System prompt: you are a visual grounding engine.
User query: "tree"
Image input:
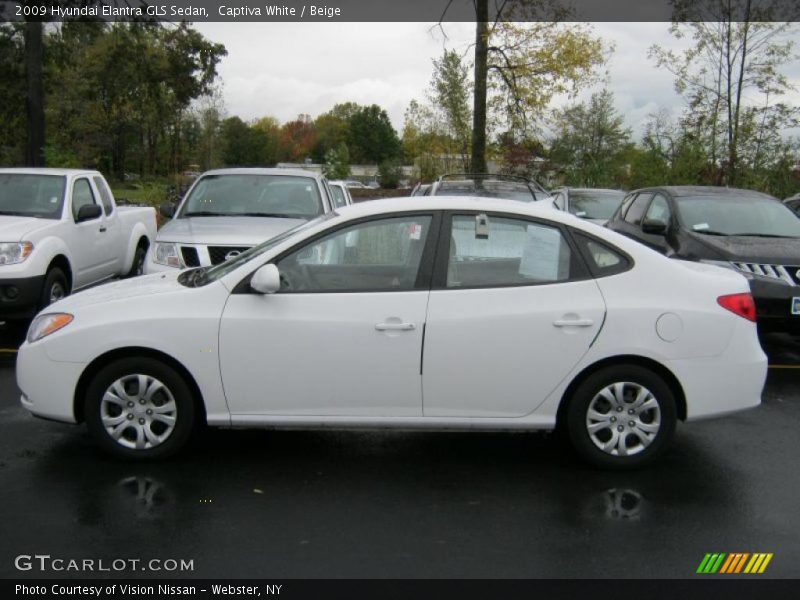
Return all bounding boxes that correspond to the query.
[441,0,608,173]
[431,50,472,167]
[323,142,351,179]
[278,115,315,162]
[650,0,800,185]
[549,90,632,187]
[346,104,401,164]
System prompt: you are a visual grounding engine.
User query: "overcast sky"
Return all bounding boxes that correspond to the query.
[193,22,800,141]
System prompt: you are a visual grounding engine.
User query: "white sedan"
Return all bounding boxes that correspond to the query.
[16,197,767,468]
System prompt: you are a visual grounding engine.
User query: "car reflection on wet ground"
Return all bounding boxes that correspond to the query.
[0,321,798,578]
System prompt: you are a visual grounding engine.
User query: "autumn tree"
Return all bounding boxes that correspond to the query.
[441,0,608,173]
[279,115,315,162]
[650,0,800,185]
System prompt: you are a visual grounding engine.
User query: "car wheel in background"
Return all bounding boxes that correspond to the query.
[84,357,195,459]
[127,245,147,277]
[566,364,676,469]
[40,267,68,309]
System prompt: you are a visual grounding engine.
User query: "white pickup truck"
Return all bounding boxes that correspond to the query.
[0,168,157,320]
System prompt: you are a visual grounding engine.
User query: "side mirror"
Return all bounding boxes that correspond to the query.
[250,264,281,294]
[159,203,176,218]
[76,204,102,222]
[642,218,667,235]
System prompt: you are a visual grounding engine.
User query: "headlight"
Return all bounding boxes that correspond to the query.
[27,313,73,343]
[153,242,182,267]
[0,241,33,265]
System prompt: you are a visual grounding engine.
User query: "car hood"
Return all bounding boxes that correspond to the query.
[157,216,306,246]
[689,232,800,264]
[0,215,52,241]
[49,271,186,311]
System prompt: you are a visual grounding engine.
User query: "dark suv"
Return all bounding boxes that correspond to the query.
[606,186,800,336]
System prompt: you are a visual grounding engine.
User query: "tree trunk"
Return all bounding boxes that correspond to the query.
[471,0,489,174]
[24,20,45,167]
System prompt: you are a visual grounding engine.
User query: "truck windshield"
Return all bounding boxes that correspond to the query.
[180,174,323,220]
[0,174,66,219]
[676,195,800,237]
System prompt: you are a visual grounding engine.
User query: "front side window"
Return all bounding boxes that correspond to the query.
[71,178,98,220]
[0,174,65,219]
[330,184,347,208]
[447,215,574,288]
[180,174,323,220]
[644,194,670,224]
[623,193,653,225]
[276,216,433,292]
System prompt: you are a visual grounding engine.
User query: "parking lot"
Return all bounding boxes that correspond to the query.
[1,322,798,579]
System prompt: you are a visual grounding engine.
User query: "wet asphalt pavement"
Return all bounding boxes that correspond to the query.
[1,322,799,579]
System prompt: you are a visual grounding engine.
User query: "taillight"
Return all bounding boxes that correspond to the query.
[717,293,757,322]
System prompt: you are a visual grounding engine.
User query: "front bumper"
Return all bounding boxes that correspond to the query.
[17,339,85,423]
[750,277,800,334]
[0,275,44,319]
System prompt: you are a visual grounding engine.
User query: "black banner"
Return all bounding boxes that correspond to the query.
[2,0,799,23]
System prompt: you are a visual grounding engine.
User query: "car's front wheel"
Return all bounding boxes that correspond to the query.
[565,365,677,469]
[84,357,195,459]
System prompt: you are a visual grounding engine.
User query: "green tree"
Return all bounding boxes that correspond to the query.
[346,104,401,164]
[549,90,632,187]
[323,142,351,179]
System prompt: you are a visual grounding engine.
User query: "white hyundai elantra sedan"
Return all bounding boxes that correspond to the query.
[16,197,767,468]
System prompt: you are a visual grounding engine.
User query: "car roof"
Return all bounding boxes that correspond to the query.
[332,195,576,223]
[634,185,776,199]
[0,167,99,176]
[556,187,625,193]
[200,167,322,179]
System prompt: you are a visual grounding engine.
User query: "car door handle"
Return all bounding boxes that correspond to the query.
[375,322,415,331]
[99,227,107,233]
[553,318,594,328]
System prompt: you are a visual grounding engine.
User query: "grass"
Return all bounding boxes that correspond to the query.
[109,179,172,208]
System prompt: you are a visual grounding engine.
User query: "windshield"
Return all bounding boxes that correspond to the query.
[0,174,66,219]
[676,194,800,237]
[434,179,540,202]
[179,174,323,219]
[184,212,338,286]
[570,190,626,220]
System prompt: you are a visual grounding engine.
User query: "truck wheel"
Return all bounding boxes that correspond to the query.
[127,245,147,278]
[84,357,195,460]
[40,267,68,309]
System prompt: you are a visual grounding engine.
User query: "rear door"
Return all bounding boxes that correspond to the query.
[422,212,606,417]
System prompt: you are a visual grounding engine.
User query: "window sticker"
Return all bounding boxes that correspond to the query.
[409,223,423,240]
[519,225,561,280]
[693,223,710,231]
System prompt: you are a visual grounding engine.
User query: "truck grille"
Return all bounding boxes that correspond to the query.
[209,246,250,265]
[733,262,799,285]
[180,247,200,267]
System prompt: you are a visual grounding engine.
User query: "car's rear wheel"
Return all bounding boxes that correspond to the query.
[566,365,676,469]
[84,357,195,459]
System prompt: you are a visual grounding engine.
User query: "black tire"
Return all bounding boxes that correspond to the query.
[565,365,677,470]
[40,267,68,309]
[127,244,147,278]
[84,357,196,460]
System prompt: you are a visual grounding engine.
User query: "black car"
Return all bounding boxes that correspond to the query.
[606,186,800,336]
[784,193,800,216]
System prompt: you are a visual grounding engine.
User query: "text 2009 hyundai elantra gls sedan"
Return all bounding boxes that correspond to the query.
[16,197,767,468]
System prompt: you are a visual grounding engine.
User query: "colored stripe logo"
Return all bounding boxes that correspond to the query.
[697,553,773,574]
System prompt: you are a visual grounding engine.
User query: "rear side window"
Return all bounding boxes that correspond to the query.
[446,214,584,288]
[572,231,632,277]
[93,176,114,215]
[623,193,653,225]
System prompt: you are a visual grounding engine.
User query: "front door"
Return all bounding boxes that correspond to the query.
[219,214,438,416]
